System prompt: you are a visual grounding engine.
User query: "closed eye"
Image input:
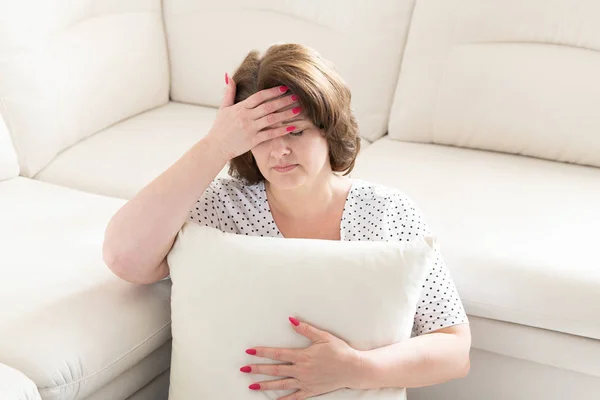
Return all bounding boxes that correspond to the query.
[289,130,304,137]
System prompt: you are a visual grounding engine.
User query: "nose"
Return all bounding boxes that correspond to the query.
[268,135,291,158]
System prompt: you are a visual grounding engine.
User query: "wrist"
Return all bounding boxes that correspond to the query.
[345,349,374,391]
[198,134,231,165]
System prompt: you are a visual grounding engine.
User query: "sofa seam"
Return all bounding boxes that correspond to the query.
[160,0,173,101]
[384,0,419,139]
[40,321,172,394]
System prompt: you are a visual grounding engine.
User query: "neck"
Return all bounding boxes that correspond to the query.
[265,172,346,220]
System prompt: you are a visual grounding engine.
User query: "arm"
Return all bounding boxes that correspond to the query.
[102,137,229,284]
[355,192,471,387]
[103,77,301,284]
[352,324,471,389]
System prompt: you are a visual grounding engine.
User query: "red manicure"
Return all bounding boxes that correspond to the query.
[240,366,252,373]
[279,85,289,93]
[292,107,301,114]
[225,73,229,85]
[289,317,300,326]
[246,349,257,355]
[249,383,261,390]
[291,94,298,101]
[286,126,296,132]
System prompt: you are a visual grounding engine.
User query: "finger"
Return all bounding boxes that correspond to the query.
[240,363,295,378]
[220,72,236,108]
[249,346,298,363]
[290,317,329,342]
[254,103,302,131]
[250,93,299,122]
[254,125,297,145]
[278,390,308,400]
[243,85,289,109]
[249,378,300,392]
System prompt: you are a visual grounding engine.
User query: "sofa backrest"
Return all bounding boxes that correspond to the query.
[0,0,170,177]
[389,0,600,168]
[163,0,416,143]
[0,110,19,181]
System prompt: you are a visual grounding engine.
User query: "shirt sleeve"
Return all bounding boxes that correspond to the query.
[187,182,222,229]
[388,193,469,336]
[412,244,469,336]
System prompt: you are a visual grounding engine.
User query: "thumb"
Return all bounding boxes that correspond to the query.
[221,72,236,108]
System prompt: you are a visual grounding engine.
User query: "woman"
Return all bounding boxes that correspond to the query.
[103,44,471,398]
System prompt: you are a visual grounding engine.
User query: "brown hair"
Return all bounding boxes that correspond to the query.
[228,43,360,184]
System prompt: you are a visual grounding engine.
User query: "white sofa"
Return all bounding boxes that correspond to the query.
[1,1,599,399]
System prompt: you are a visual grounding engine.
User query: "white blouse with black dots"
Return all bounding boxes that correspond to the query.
[188,177,469,336]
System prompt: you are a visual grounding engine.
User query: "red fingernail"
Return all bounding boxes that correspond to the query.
[279,85,288,93]
[225,73,229,85]
[289,317,300,326]
[246,349,257,355]
[240,366,252,373]
[292,107,301,114]
[286,126,296,132]
[249,384,261,390]
[291,94,298,101]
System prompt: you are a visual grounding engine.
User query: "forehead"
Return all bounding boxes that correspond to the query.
[276,115,312,129]
[266,95,313,127]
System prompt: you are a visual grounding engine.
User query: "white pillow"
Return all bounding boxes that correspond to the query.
[0,363,41,400]
[167,223,436,399]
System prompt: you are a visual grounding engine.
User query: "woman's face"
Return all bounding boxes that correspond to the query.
[251,112,331,190]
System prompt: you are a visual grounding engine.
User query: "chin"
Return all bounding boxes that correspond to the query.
[265,168,307,190]
[267,176,305,190]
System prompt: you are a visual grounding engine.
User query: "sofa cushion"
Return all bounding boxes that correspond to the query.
[35,102,229,199]
[468,315,600,379]
[167,223,435,400]
[0,110,19,181]
[163,0,416,142]
[389,0,600,168]
[0,363,41,400]
[84,342,171,400]
[0,178,172,400]
[0,0,169,177]
[352,136,600,340]
[122,369,171,400]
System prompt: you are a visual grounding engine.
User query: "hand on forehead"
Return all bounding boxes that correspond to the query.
[265,94,311,130]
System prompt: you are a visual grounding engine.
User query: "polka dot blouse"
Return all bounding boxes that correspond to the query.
[188,177,469,336]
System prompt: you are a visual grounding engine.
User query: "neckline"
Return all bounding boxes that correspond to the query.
[260,178,358,240]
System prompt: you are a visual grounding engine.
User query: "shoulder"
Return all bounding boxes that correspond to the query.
[205,177,266,209]
[348,179,431,236]
[206,177,260,197]
[350,179,420,211]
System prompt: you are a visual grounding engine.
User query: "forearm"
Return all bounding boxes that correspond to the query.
[352,327,471,390]
[103,137,229,281]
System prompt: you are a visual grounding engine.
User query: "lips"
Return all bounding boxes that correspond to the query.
[273,164,297,172]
